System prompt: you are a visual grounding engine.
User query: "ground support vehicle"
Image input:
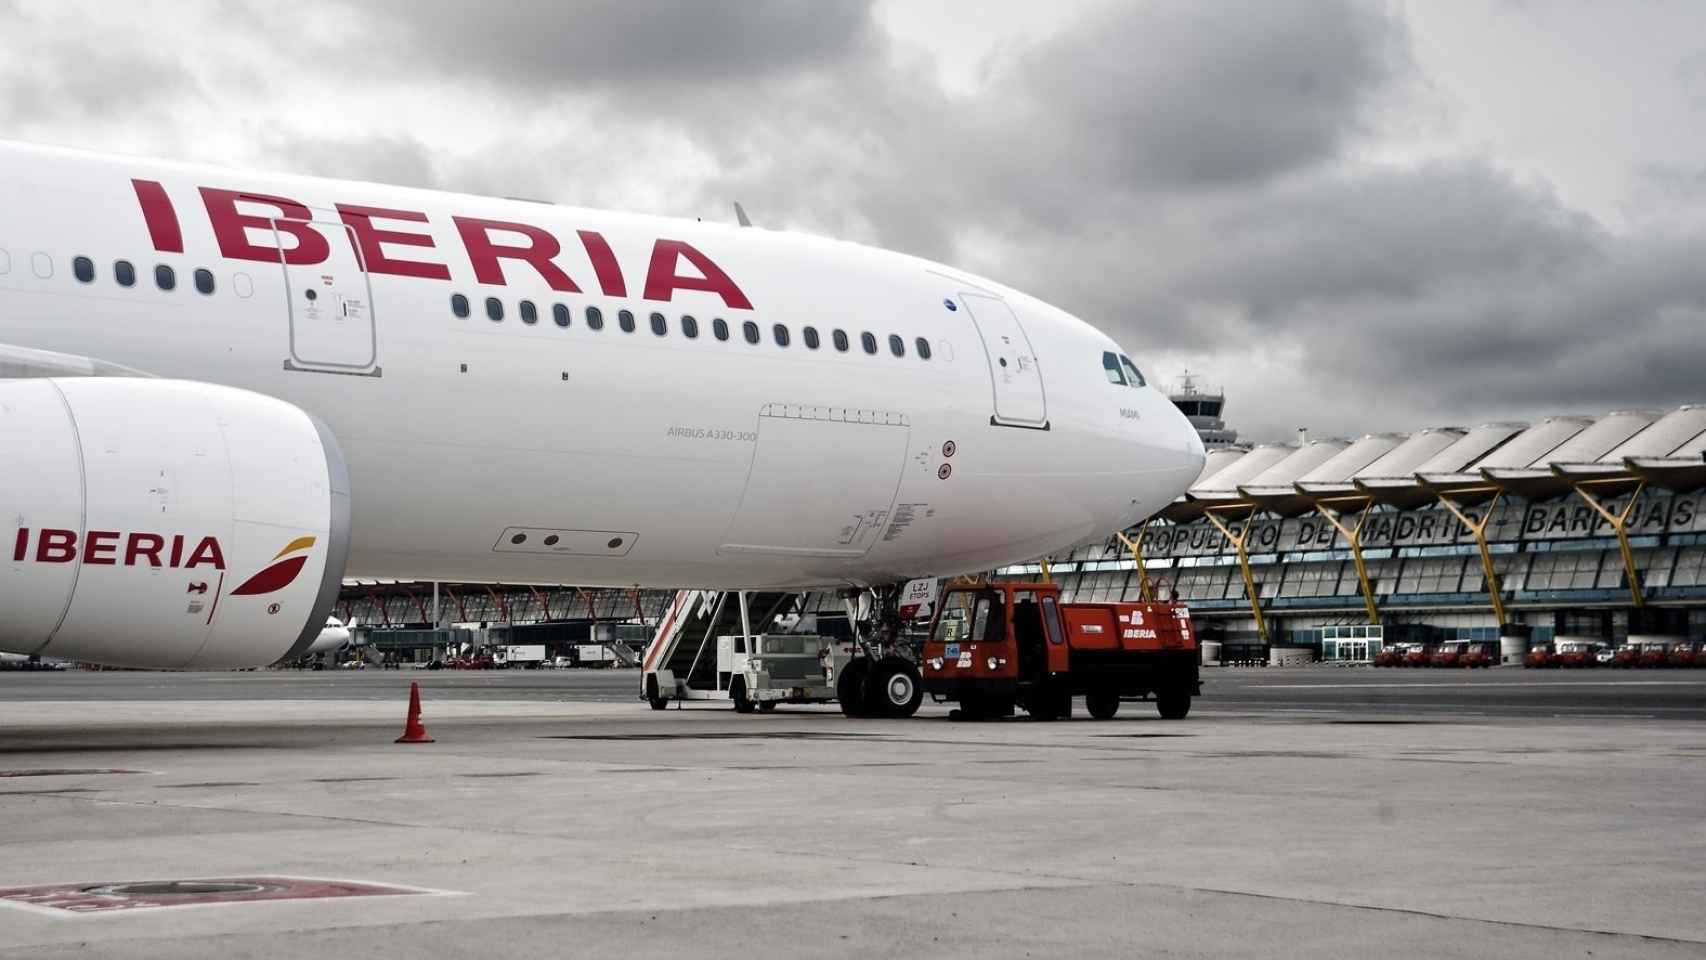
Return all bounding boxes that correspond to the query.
[1524,643,1557,668]
[641,591,861,713]
[920,582,1198,721]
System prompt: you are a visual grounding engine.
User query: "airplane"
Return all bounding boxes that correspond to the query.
[0,139,1205,670]
[303,616,355,659]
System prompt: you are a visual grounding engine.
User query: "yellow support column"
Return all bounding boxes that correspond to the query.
[1436,493,1508,627]
[1202,509,1271,644]
[1314,499,1379,625]
[1114,521,1156,602]
[1039,558,1054,585]
[1572,479,1647,608]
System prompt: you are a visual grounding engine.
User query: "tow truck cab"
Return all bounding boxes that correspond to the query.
[919,582,1199,720]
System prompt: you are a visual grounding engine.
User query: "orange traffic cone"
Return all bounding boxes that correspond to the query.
[395,681,434,743]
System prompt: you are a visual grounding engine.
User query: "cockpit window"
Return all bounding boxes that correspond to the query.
[1120,355,1146,387]
[1102,352,1126,385]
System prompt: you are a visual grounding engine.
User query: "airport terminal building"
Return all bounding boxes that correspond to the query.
[1007,400,1706,663]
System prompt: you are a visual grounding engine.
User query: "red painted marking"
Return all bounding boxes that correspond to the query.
[200,188,330,265]
[204,572,225,626]
[11,527,24,563]
[230,555,307,596]
[82,530,120,566]
[131,179,184,253]
[577,229,627,297]
[642,592,687,673]
[643,239,752,309]
[336,204,449,279]
[453,216,581,292]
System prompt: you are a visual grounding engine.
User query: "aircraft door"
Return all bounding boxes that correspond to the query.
[272,217,380,376]
[960,293,1046,429]
[719,405,909,559]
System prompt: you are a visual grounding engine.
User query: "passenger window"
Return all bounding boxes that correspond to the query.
[0,248,8,275]
[72,256,94,283]
[1120,355,1146,387]
[743,321,760,344]
[682,315,699,339]
[553,304,570,328]
[833,329,849,352]
[618,309,636,333]
[650,312,667,336]
[773,323,790,347]
[861,332,877,355]
[194,268,215,295]
[451,293,470,318]
[586,306,604,330]
[1102,351,1126,385]
[888,334,905,358]
[155,265,175,291]
[31,252,52,279]
[803,326,820,349]
[713,318,730,341]
[485,297,503,322]
[519,300,538,324]
[114,260,136,288]
[916,337,932,360]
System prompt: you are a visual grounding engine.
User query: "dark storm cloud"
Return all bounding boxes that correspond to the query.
[346,0,877,90]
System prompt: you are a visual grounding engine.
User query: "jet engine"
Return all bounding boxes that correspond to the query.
[0,378,350,668]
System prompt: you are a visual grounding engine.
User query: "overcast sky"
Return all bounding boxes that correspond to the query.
[2,0,1703,442]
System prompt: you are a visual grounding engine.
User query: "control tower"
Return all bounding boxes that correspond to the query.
[1169,372,1238,448]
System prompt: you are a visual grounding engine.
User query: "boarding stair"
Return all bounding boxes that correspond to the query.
[644,590,796,691]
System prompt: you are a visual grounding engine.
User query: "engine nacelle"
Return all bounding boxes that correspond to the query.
[0,378,350,668]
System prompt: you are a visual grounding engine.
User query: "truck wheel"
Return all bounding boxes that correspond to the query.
[1026,681,1069,721]
[731,678,756,714]
[645,675,669,711]
[1156,690,1191,720]
[837,659,872,718]
[648,697,669,711]
[1086,689,1120,720]
[869,657,923,718]
[759,701,778,712]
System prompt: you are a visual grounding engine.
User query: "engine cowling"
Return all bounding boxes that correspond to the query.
[0,378,350,668]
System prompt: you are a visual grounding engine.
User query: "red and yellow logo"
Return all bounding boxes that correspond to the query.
[231,536,316,596]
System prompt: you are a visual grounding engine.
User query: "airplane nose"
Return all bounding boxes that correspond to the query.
[1161,396,1206,497]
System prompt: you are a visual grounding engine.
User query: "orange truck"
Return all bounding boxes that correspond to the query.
[920,581,1198,721]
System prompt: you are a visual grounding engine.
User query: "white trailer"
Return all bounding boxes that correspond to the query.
[502,644,547,668]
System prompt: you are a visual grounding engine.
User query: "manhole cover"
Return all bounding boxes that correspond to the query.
[90,881,272,897]
[0,877,438,915]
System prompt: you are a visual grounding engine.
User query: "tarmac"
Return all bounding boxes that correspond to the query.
[1,667,1703,958]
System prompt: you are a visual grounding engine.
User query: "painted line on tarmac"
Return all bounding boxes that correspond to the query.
[1258,681,1706,689]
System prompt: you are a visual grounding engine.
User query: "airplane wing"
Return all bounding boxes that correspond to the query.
[0,344,154,379]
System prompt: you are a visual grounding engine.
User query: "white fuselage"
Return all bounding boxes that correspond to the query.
[0,141,1203,590]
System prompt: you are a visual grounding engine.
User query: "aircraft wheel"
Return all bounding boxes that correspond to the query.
[731,678,756,714]
[837,659,872,717]
[869,657,923,718]
[1086,689,1120,720]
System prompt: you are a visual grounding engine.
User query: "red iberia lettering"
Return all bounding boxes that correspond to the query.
[336,204,450,280]
[576,230,627,297]
[200,188,330,266]
[132,179,184,254]
[453,217,581,292]
[643,239,752,309]
[36,529,77,563]
[83,531,120,566]
[184,536,225,570]
[12,527,25,562]
[124,533,165,568]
